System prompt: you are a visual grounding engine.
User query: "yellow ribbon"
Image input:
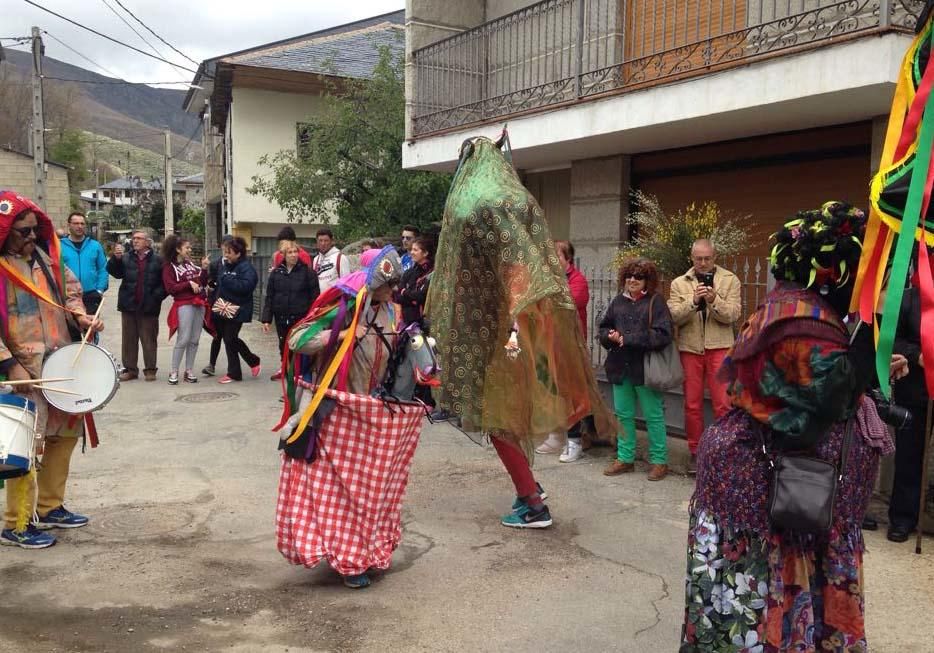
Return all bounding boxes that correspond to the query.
[286,286,368,444]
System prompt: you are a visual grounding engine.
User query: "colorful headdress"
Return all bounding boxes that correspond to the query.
[364,245,402,292]
[769,201,867,295]
[0,190,55,249]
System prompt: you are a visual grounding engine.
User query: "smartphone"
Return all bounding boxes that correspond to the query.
[697,272,714,287]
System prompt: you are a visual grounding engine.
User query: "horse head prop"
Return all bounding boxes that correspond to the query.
[377,323,441,402]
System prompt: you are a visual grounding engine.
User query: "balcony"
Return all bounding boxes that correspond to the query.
[410,0,923,137]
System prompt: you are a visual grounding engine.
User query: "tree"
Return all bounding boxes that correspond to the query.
[248,44,451,241]
[145,201,184,234]
[48,129,88,189]
[177,207,205,240]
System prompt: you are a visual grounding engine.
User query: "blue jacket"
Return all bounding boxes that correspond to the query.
[216,258,257,323]
[60,237,109,295]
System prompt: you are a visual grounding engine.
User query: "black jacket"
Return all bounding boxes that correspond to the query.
[396,260,433,327]
[106,249,166,315]
[894,286,929,406]
[215,257,258,323]
[598,291,673,386]
[261,260,319,324]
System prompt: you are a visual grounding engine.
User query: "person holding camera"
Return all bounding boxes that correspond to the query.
[888,277,930,542]
[667,239,742,474]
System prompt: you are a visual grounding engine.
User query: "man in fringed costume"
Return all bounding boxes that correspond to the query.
[274,246,428,589]
[0,191,104,549]
[426,135,616,529]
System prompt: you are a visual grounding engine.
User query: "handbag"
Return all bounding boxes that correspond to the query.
[643,295,683,391]
[759,419,853,534]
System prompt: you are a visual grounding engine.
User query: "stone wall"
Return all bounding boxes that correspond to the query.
[0,149,71,227]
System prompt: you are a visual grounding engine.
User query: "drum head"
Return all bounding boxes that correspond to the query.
[41,344,119,413]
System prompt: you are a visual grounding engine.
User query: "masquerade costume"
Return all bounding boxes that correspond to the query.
[681,203,892,652]
[273,246,428,587]
[426,135,615,527]
[0,191,95,546]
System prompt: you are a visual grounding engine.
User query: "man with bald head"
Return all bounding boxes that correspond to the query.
[667,239,742,474]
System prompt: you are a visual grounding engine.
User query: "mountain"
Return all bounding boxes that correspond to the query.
[2,48,200,161]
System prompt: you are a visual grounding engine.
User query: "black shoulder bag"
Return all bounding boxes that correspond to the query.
[758,419,854,534]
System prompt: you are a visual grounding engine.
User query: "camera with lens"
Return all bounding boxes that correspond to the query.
[867,388,912,429]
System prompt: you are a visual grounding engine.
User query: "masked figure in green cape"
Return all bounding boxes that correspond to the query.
[427,135,616,529]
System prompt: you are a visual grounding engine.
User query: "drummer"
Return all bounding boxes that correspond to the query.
[0,190,103,549]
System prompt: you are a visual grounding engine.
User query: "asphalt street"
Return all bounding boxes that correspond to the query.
[1,299,933,652]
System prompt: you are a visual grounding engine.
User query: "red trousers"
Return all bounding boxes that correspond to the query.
[491,436,539,498]
[680,348,731,454]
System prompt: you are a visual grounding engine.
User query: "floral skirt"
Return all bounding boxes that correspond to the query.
[681,407,884,652]
[681,511,867,653]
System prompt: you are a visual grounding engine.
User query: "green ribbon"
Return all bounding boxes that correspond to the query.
[876,69,934,398]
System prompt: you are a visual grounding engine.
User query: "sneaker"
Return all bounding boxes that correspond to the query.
[342,573,371,589]
[1,525,57,549]
[218,375,236,384]
[559,438,583,463]
[511,483,548,512]
[184,371,198,383]
[250,363,262,378]
[535,432,565,455]
[501,504,553,529]
[686,454,698,476]
[36,506,89,529]
[168,371,179,385]
[202,365,216,377]
[271,369,283,381]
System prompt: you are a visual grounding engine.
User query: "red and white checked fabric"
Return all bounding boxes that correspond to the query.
[276,388,425,576]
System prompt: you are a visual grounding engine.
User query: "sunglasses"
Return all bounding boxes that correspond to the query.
[14,225,40,237]
[625,273,646,280]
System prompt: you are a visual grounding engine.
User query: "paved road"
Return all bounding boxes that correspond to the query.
[1,300,933,652]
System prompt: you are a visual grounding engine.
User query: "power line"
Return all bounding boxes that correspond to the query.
[43,30,123,79]
[174,123,203,160]
[44,75,194,85]
[110,0,201,67]
[21,0,204,78]
[99,0,170,64]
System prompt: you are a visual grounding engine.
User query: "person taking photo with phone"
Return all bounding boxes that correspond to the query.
[667,238,742,473]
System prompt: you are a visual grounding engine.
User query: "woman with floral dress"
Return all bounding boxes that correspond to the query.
[681,202,908,653]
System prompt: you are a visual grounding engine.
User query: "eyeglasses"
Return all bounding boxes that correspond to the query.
[625,273,646,281]
[401,235,415,241]
[14,225,40,237]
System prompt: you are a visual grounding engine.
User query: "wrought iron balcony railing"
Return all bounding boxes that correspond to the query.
[411,0,924,137]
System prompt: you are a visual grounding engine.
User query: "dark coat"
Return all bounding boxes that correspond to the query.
[215,257,258,323]
[396,260,433,327]
[598,291,673,386]
[106,249,166,315]
[261,260,319,324]
[894,286,929,406]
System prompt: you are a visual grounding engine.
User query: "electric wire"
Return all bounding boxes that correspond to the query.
[42,30,123,79]
[110,0,201,67]
[99,0,171,64]
[21,0,204,77]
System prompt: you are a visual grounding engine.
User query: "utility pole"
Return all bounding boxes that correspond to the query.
[31,26,46,210]
[164,130,173,235]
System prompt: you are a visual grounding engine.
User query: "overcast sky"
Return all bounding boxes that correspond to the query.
[4,0,404,87]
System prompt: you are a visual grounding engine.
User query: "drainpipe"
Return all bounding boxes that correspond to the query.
[575,0,585,98]
[879,0,891,29]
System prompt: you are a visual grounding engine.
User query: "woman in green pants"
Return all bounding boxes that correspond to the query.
[598,258,674,481]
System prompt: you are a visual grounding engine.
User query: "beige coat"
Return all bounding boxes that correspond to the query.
[667,265,742,354]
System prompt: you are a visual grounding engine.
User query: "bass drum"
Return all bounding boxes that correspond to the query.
[40,343,120,413]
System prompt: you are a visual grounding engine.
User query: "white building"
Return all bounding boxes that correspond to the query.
[183,10,405,254]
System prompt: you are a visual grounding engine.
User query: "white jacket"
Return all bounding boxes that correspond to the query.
[313,246,350,292]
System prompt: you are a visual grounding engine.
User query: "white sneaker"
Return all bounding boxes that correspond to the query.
[559,438,583,463]
[535,431,566,455]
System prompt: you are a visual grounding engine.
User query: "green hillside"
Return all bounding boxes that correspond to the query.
[84,131,200,185]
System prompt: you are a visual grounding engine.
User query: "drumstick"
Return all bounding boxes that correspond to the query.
[3,377,75,386]
[71,295,106,366]
[34,385,81,396]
